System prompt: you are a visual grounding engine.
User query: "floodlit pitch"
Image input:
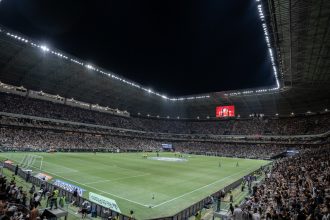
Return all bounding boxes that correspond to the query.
[1,152,269,219]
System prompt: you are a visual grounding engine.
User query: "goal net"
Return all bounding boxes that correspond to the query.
[20,154,44,171]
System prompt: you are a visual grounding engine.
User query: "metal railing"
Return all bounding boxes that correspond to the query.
[4,163,132,220]
[149,166,267,220]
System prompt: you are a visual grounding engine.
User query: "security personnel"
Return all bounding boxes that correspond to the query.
[50,187,59,210]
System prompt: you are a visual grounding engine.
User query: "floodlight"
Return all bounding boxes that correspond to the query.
[40,45,49,52]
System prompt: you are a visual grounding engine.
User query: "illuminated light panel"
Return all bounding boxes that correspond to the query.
[40,45,50,52]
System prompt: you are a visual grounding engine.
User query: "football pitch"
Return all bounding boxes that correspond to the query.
[1,152,269,219]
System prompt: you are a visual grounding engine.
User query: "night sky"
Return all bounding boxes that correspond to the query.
[0,0,275,96]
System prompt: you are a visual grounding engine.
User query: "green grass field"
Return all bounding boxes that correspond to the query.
[0,152,269,219]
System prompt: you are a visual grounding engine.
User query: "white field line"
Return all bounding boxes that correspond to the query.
[85,173,150,185]
[47,172,149,207]
[7,158,150,208]
[39,160,79,173]
[151,166,255,208]
[8,157,258,209]
[52,170,79,174]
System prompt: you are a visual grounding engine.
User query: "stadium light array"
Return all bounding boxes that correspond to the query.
[1,0,279,102]
[2,29,211,102]
[40,45,50,52]
[224,0,281,98]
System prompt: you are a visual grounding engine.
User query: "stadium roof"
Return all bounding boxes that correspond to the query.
[0,0,277,97]
[0,0,329,118]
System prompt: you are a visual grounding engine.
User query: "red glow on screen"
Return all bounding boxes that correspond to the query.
[216,106,235,118]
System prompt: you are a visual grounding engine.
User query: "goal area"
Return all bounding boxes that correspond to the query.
[20,154,44,171]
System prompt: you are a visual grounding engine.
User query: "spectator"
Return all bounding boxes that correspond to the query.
[233,204,243,220]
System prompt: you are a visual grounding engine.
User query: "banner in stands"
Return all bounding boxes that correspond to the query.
[34,173,53,181]
[53,179,85,196]
[89,192,121,213]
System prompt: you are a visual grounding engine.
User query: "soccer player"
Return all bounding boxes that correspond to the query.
[236,161,239,167]
[219,161,221,167]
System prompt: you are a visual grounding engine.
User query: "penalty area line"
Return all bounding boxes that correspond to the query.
[7,158,150,208]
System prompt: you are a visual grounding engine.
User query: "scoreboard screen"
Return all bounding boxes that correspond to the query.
[162,144,172,149]
[216,105,235,118]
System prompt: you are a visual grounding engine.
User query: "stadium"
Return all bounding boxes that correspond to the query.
[0,0,329,220]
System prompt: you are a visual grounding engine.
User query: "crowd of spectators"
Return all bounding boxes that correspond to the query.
[0,175,39,220]
[175,142,288,159]
[1,92,329,136]
[0,127,160,152]
[1,92,330,219]
[2,115,327,146]
[0,126,297,159]
[234,146,330,220]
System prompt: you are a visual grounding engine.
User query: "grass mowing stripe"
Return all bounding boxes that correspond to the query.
[6,157,150,208]
[85,173,151,185]
[151,166,255,208]
[1,152,269,219]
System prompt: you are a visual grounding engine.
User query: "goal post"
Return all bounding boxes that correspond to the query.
[20,154,44,171]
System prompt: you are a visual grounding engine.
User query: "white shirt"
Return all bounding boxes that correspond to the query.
[233,207,243,220]
[252,213,261,220]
